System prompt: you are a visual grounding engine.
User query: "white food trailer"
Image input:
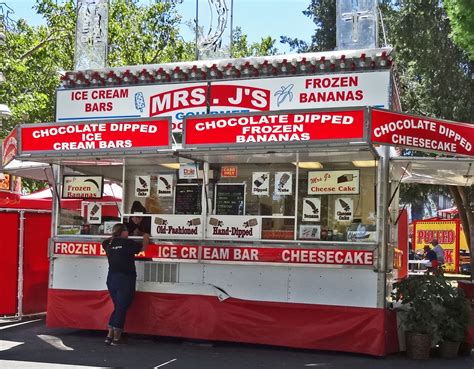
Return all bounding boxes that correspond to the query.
[6,47,473,356]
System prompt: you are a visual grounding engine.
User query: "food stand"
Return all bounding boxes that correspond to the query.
[5,47,473,356]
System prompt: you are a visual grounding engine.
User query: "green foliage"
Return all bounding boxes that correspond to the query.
[231,27,277,58]
[443,0,474,60]
[392,274,471,342]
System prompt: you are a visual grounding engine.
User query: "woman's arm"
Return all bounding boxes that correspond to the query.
[141,233,150,252]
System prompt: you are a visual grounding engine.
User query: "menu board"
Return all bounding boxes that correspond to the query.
[215,184,245,215]
[174,184,202,215]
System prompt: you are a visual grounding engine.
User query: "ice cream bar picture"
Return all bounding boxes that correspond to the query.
[243,218,258,228]
[209,217,222,226]
[154,217,167,225]
[187,218,201,226]
[279,173,290,186]
[89,204,100,216]
[337,174,357,183]
[138,176,148,188]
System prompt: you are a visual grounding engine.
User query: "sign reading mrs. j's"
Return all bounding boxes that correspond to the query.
[20,118,171,154]
[56,71,390,132]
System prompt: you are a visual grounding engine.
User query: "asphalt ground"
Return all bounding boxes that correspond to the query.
[0,318,473,369]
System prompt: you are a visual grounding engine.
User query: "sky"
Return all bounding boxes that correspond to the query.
[4,0,316,54]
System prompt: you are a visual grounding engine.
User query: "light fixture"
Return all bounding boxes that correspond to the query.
[159,163,180,169]
[352,160,377,167]
[293,162,323,169]
[0,103,12,117]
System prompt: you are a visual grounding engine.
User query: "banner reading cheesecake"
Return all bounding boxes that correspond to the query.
[371,109,473,157]
[183,109,366,148]
[20,117,171,155]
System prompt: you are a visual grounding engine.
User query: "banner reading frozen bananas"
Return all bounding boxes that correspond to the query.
[207,215,261,240]
[151,215,203,239]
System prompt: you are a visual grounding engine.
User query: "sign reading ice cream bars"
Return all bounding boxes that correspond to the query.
[62,176,103,199]
[20,118,171,154]
[371,109,473,157]
[308,170,360,195]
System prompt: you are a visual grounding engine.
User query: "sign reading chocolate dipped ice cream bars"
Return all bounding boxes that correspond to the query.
[308,170,359,195]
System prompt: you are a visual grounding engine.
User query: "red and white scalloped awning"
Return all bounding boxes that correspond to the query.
[59,48,393,88]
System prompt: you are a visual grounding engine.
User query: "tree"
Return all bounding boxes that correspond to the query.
[0,0,275,193]
[284,0,474,276]
[443,0,474,60]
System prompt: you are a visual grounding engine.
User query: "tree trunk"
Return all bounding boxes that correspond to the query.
[450,186,473,281]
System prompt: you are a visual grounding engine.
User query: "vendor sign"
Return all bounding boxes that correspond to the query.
[207,215,261,241]
[275,172,293,195]
[252,172,269,195]
[371,109,473,157]
[62,175,103,199]
[413,220,459,273]
[53,241,374,266]
[157,174,173,197]
[135,175,150,197]
[308,170,359,195]
[151,215,203,239]
[2,127,18,167]
[302,197,321,222]
[335,198,354,222]
[184,110,365,147]
[20,118,171,154]
[56,71,389,132]
[87,203,102,224]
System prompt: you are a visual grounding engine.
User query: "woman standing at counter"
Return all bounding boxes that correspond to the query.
[102,223,150,345]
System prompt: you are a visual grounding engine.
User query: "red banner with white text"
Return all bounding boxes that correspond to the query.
[20,118,171,154]
[371,109,473,157]
[53,241,374,266]
[184,110,366,147]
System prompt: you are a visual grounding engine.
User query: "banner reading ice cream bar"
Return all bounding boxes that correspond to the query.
[207,215,261,240]
[308,170,360,195]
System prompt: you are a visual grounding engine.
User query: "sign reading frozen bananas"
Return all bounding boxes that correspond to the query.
[274,172,293,195]
[207,215,261,240]
[135,175,150,197]
[157,174,173,197]
[302,197,321,222]
[335,198,354,222]
[252,172,269,195]
[62,175,103,199]
[308,170,359,195]
[151,215,203,239]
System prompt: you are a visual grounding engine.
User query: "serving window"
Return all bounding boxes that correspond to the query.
[55,149,378,244]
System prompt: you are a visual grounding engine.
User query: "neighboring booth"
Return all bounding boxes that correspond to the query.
[0,179,51,317]
[5,48,473,355]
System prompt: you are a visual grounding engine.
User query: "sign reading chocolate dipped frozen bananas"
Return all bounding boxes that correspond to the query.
[308,170,359,195]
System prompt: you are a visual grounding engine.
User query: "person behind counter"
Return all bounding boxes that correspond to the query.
[127,201,151,236]
[102,223,150,346]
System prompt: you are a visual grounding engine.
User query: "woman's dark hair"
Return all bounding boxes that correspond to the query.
[111,223,128,237]
[131,201,146,214]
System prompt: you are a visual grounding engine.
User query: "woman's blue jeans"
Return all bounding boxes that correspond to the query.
[106,272,136,330]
